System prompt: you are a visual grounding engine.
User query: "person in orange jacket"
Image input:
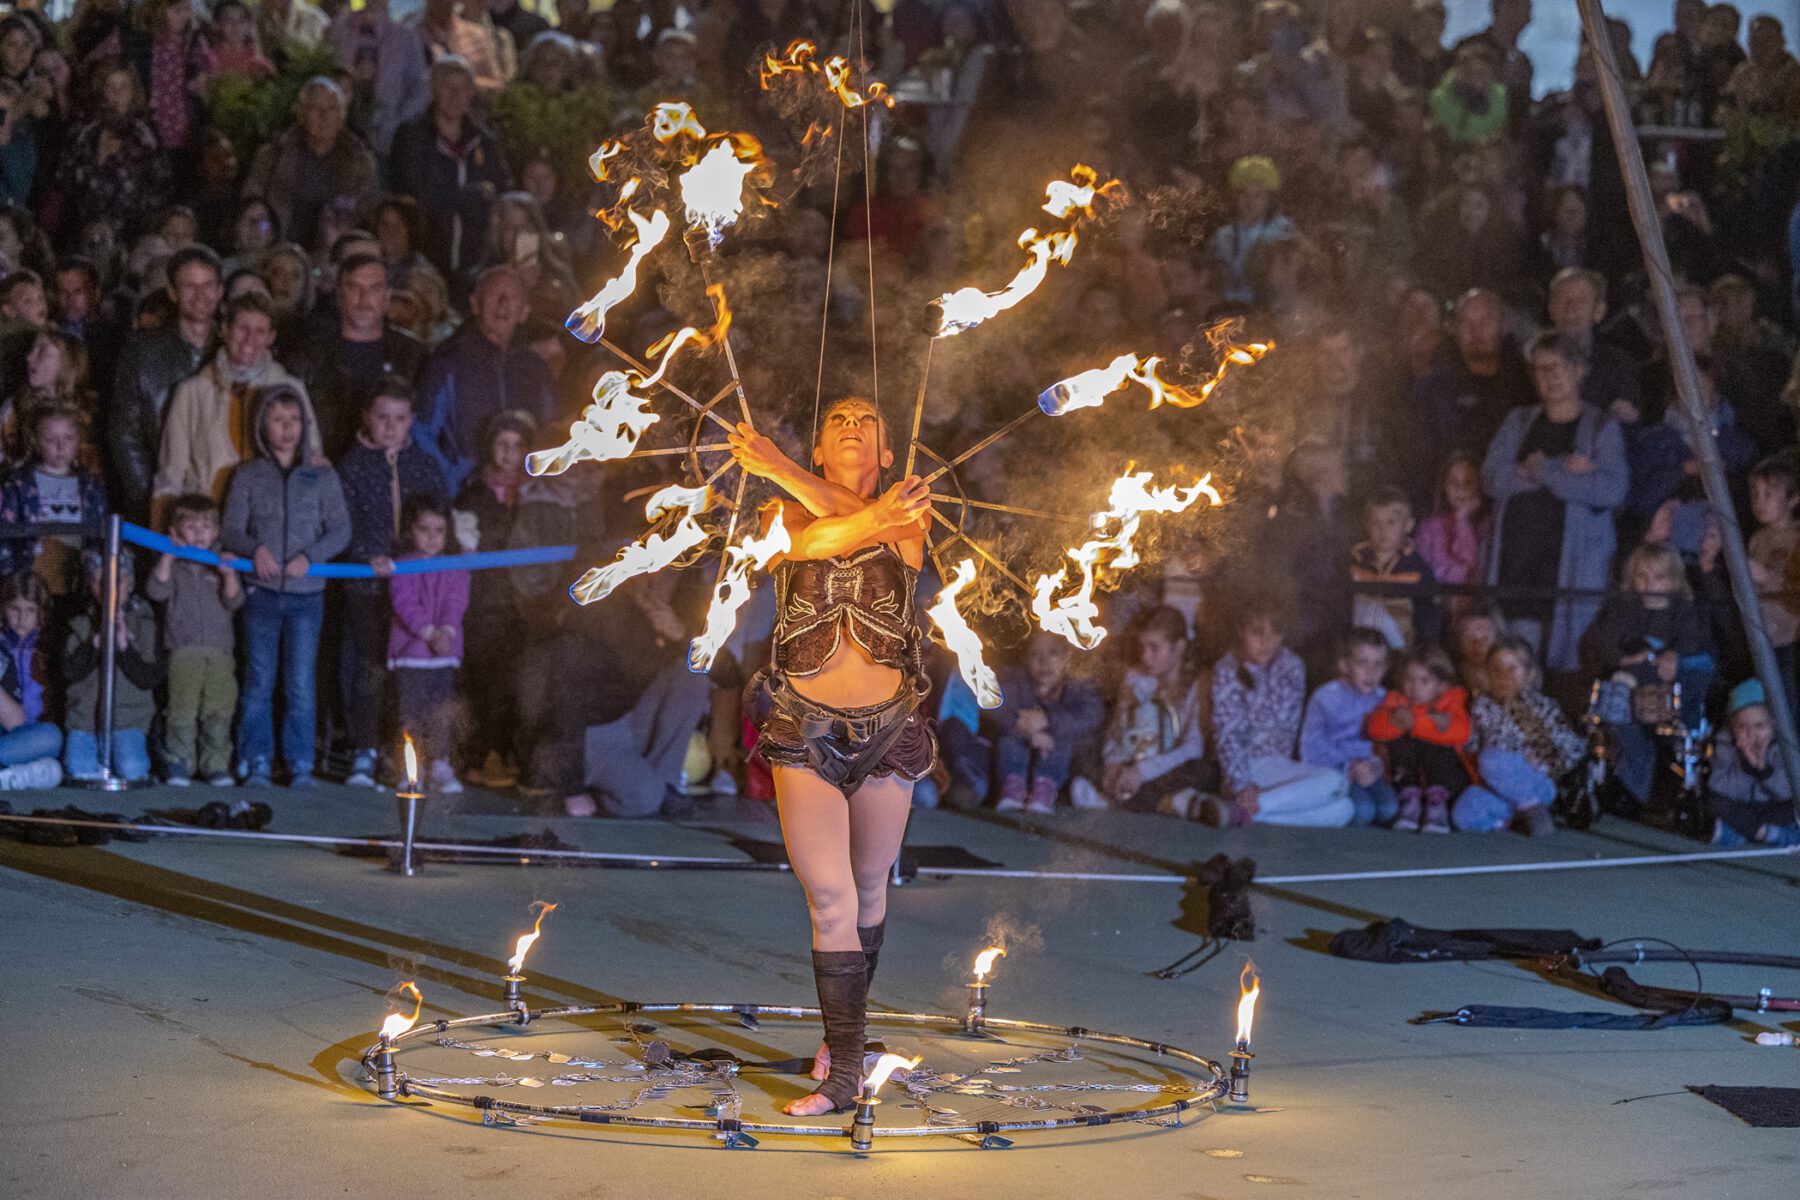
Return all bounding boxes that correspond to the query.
[1368,647,1475,833]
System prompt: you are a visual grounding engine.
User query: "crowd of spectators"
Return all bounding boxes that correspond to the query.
[0,0,1795,850]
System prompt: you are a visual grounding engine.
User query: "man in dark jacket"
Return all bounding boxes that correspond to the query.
[284,252,425,458]
[109,245,223,520]
[243,77,380,253]
[415,265,555,487]
[388,56,510,279]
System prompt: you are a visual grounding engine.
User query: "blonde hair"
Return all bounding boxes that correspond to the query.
[1623,542,1693,599]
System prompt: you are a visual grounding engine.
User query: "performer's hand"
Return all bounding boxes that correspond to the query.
[873,475,931,530]
[727,421,790,480]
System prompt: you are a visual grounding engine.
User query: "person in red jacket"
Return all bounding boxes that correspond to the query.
[1368,647,1474,833]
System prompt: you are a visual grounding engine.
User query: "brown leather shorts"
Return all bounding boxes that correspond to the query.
[746,669,937,799]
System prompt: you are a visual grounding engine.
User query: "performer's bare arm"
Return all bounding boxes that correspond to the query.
[769,479,930,563]
[728,421,866,517]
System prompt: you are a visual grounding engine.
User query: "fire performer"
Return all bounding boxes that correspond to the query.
[727,397,935,1116]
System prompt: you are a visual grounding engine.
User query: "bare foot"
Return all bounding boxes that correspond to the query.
[811,1041,830,1080]
[784,1089,853,1116]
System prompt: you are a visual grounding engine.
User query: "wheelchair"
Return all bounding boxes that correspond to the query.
[1557,670,1714,838]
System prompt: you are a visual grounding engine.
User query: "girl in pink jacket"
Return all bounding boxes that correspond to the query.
[387,496,469,793]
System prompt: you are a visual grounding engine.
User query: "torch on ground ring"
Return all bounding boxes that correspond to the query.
[360,1001,1232,1147]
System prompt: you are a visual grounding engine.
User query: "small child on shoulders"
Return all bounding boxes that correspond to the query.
[1299,627,1397,826]
[992,631,1106,814]
[1210,604,1353,828]
[1368,647,1473,833]
[1350,486,1442,650]
[1459,636,1583,836]
[388,496,470,795]
[1100,607,1213,816]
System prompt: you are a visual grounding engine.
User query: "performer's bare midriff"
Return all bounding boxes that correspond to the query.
[729,397,936,1115]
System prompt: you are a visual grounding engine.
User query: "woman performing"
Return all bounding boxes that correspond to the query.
[727,397,936,1116]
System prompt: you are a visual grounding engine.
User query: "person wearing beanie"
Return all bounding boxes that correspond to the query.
[1708,678,1800,847]
[1209,155,1295,307]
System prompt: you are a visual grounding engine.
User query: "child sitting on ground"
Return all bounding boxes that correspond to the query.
[1450,603,1504,696]
[1210,603,1354,828]
[1350,486,1442,650]
[62,552,162,782]
[993,631,1106,814]
[1368,647,1473,833]
[388,495,470,795]
[1708,679,1800,847]
[1100,606,1212,816]
[1459,636,1584,836]
[1299,627,1397,826]
[145,494,244,786]
[0,571,63,788]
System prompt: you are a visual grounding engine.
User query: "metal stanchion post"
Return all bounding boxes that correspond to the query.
[93,515,127,792]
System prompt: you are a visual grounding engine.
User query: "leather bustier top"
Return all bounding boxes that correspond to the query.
[772,543,918,677]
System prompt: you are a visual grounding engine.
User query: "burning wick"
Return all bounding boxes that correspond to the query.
[1228,963,1259,1104]
[502,901,559,1021]
[394,733,424,877]
[851,1053,921,1152]
[375,980,422,1100]
[965,945,1005,1033]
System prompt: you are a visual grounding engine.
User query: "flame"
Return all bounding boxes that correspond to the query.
[528,372,661,475]
[401,732,418,790]
[927,560,1001,708]
[1235,963,1260,1045]
[864,1052,921,1097]
[650,101,707,143]
[973,945,1006,980]
[689,508,790,673]
[571,484,712,606]
[506,901,559,975]
[1041,163,1122,221]
[588,139,623,182]
[379,980,422,1041]
[679,139,760,248]
[1032,471,1222,650]
[567,208,671,344]
[639,284,733,390]
[931,227,1076,338]
[760,40,892,109]
[1038,339,1274,416]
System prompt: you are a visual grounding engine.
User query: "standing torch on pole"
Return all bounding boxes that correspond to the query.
[964,946,1005,1034]
[392,734,423,876]
[92,514,128,792]
[1574,0,1800,800]
[502,901,558,1023]
[849,1053,920,1153]
[1227,963,1260,1104]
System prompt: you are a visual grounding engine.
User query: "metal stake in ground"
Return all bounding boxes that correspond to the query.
[1575,0,1800,801]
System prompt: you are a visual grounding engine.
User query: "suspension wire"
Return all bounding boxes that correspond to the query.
[855,1,882,436]
[809,58,848,450]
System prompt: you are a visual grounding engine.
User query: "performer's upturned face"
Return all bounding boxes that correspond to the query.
[815,400,891,479]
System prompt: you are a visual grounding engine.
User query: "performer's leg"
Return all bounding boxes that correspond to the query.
[847,773,913,930]
[774,765,869,1114]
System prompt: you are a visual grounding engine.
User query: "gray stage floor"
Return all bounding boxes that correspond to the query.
[3,784,1797,1199]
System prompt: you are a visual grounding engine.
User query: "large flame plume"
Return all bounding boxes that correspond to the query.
[680,137,762,247]
[379,980,422,1041]
[567,208,671,344]
[864,1052,922,1098]
[689,508,791,672]
[973,946,1006,980]
[528,372,660,476]
[571,484,712,606]
[506,900,559,976]
[639,284,733,390]
[1235,962,1261,1045]
[1032,471,1223,650]
[650,101,708,144]
[928,165,1119,338]
[760,39,892,109]
[1037,333,1274,416]
[928,560,1001,708]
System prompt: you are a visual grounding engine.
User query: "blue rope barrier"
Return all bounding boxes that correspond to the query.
[120,522,577,579]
